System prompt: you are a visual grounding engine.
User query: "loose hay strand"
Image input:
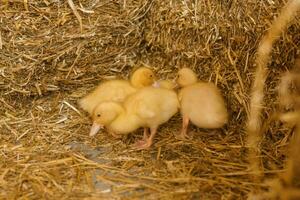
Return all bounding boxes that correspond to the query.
[283,123,300,187]
[246,0,300,180]
[23,0,28,11]
[278,71,296,109]
[0,31,2,50]
[67,0,83,33]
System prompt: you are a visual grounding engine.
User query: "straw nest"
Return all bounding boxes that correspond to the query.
[0,0,299,199]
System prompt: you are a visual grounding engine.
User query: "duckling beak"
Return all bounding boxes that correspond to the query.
[89,122,103,136]
[152,81,160,88]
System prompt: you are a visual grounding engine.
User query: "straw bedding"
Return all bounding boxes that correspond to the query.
[0,0,299,199]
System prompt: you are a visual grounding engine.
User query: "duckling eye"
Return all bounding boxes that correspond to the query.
[97,114,101,117]
[149,74,153,77]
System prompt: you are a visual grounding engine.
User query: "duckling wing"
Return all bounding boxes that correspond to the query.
[135,100,158,119]
[124,89,162,120]
[98,80,136,102]
[180,83,227,128]
[131,88,179,124]
[79,80,136,114]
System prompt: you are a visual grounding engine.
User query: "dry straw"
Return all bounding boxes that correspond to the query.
[246,0,300,182]
[0,0,299,199]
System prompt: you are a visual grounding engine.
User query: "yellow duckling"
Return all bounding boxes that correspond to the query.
[90,87,179,149]
[177,68,228,139]
[78,67,156,115]
[130,67,156,88]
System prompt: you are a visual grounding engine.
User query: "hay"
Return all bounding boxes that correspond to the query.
[0,0,299,199]
[246,0,300,183]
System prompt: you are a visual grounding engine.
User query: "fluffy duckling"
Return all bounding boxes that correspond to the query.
[78,67,156,115]
[130,67,157,88]
[90,87,179,149]
[177,68,228,139]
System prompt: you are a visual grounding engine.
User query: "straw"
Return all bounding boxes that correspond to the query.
[0,0,299,199]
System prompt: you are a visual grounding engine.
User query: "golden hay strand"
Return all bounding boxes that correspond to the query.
[67,0,83,33]
[283,124,300,187]
[246,0,300,180]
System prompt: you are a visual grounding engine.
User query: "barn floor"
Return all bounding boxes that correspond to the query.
[1,0,299,199]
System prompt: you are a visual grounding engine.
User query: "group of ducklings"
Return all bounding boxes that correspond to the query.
[78,67,228,150]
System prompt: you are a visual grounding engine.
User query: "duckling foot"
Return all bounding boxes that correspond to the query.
[176,131,193,140]
[108,129,121,139]
[133,127,157,150]
[133,139,151,150]
[176,116,192,140]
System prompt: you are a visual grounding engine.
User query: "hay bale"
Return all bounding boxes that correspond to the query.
[0,0,299,199]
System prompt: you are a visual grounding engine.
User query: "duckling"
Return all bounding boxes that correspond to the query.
[177,68,228,139]
[90,87,179,149]
[78,67,156,115]
[130,67,156,88]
